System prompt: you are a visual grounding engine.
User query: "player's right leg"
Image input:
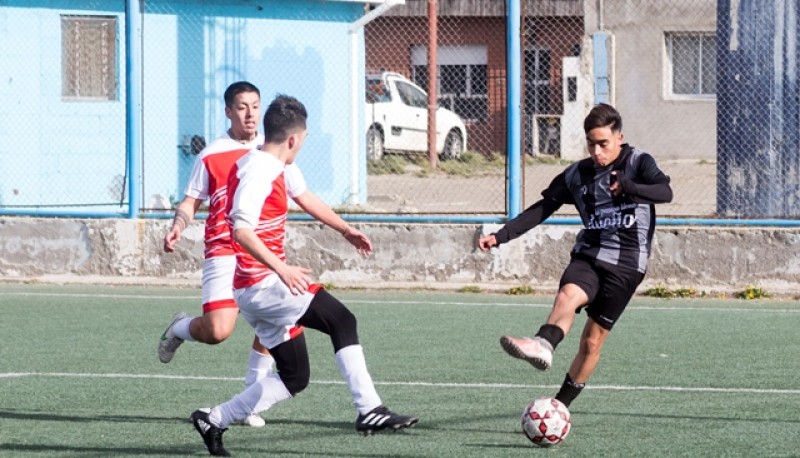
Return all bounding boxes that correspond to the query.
[157,304,240,363]
[500,257,595,371]
[158,256,240,362]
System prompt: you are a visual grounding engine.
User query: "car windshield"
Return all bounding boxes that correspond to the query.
[366,78,390,103]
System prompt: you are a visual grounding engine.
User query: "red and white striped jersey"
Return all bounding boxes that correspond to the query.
[183,132,264,259]
[226,151,307,289]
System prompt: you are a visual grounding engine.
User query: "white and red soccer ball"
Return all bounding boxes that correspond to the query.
[521,397,571,446]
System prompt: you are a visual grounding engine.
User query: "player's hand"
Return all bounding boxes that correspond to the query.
[477,234,498,251]
[610,171,622,196]
[342,227,373,257]
[163,227,181,252]
[277,264,314,295]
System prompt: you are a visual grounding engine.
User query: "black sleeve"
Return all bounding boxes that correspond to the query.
[618,154,673,204]
[494,173,567,245]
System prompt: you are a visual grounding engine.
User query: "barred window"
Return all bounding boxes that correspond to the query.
[666,32,716,98]
[62,15,117,100]
[411,45,488,123]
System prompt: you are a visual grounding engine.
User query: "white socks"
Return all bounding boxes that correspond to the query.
[209,373,292,428]
[335,345,382,415]
[244,349,275,389]
[172,317,195,341]
[205,345,381,428]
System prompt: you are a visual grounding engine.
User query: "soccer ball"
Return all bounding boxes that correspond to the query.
[521,397,571,446]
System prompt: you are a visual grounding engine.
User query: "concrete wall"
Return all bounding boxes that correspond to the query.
[2,217,799,296]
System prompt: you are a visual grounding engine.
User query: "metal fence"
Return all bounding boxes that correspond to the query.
[1,0,799,222]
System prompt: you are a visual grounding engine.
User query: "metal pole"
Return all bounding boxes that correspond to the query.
[427,0,438,168]
[507,0,522,218]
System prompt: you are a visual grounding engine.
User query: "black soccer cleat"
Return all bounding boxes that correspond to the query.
[355,405,418,435]
[191,409,231,457]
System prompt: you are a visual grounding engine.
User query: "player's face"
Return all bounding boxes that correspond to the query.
[285,129,308,164]
[586,125,623,167]
[226,91,261,142]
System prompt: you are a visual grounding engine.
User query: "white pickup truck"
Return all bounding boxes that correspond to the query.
[365,72,467,161]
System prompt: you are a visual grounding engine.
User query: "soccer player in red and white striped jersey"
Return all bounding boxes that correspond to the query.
[190,95,416,456]
[158,82,278,428]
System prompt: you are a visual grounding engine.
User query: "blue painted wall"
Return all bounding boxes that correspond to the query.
[0,0,367,212]
[717,0,800,217]
[0,1,127,210]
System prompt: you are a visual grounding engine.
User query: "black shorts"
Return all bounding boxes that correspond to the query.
[559,254,645,330]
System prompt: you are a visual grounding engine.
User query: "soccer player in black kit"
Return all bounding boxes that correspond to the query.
[478,103,673,409]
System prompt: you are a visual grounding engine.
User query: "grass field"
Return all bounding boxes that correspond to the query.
[2,283,800,457]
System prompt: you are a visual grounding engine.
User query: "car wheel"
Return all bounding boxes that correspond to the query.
[441,129,463,160]
[367,126,384,161]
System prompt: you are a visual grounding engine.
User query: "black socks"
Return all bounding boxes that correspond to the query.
[554,373,585,408]
[535,324,565,350]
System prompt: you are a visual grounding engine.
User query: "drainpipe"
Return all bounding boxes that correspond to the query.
[126,0,143,218]
[347,0,405,205]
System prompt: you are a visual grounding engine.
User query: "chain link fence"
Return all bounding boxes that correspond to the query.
[1,0,798,219]
[365,6,507,214]
[0,1,129,214]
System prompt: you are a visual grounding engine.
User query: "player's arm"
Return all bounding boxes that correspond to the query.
[478,174,566,251]
[494,198,561,243]
[616,154,673,204]
[232,227,312,295]
[230,162,313,294]
[163,197,203,252]
[293,190,372,256]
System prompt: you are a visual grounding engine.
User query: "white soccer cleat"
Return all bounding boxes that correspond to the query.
[500,335,553,370]
[239,413,266,428]
[158,312,188,363]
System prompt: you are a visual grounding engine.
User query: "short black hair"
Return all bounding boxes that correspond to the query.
[584,103,622,133]
[224,81,260,108]
[263,94,307,144]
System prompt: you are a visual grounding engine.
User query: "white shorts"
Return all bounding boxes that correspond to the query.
[233,274,315,349]
[201,256,237,313]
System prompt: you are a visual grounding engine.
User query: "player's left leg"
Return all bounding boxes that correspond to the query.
[193,333,308,456]
[297,289,419,435]
[554,264,644,407]
[555,318,609,407]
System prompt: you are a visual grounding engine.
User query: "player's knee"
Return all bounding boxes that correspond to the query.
[280,366,310,395]
[332,308,359,351]
[206,327,233,345]
[555,287,587,309]
[338,307,357,333]
[203,320,235,344]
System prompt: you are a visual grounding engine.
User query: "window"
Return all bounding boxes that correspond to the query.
[410,45,488,123]
[524,47,552,114]
[395,80,427,109]
[62,15,118,100]
[666,32,716,98]
[567,77,577,102]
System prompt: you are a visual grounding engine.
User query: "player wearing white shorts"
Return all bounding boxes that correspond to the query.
[190,95,417,457]
[158,81,286,428]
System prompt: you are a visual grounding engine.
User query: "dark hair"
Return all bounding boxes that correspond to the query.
[583,103,622,133]
[263,94,308,144]
[224,81,260,108]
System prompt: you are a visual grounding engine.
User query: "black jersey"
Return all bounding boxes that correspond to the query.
[494,144,672,273]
